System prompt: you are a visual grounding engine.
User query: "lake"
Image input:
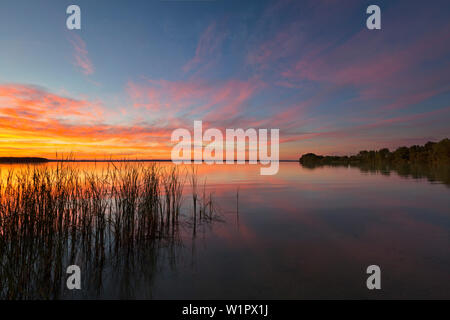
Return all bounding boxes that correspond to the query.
[0,162,449,299]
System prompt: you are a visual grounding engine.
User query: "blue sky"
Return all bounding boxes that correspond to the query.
[0,0,449,159]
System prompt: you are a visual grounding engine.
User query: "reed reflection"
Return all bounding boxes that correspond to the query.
[0,162,218,299]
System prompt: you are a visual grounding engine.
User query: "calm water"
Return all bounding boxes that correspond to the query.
[1,162,449,299]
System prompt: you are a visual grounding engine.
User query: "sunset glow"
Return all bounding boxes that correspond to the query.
[0,0,449,159]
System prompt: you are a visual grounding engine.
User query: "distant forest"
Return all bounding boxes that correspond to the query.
[299,138,450,186]
[300,138,450,166]
[0,157,49,164]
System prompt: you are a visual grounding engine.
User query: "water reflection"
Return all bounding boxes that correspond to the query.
[0,162,449,299]
[301,161,450,186]
[0,163,215,299]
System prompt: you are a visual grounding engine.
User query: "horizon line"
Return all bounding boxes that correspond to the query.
[46,159,297,162]
[0,157,298,163]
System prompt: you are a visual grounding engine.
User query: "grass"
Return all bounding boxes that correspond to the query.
[0,161,219,299]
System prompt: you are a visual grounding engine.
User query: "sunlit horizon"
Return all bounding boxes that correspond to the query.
[1,0,449,160]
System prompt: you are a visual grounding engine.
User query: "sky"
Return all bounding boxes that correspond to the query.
[0,0,449,160]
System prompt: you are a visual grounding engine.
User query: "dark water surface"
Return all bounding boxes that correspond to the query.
[1,162,449,299]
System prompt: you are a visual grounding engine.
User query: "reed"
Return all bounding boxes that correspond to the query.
[0,161,217,299]
[189,166,217,227]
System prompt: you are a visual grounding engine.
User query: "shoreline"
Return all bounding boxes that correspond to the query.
[0,158,298,163]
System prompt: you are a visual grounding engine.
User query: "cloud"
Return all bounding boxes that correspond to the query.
[69,34,94,75]
[183,21,227,74]
[0,84,102,121]
[238,0,450,158]
[126,77,264,123]
[3,1,450,160]
[0,84,177,158]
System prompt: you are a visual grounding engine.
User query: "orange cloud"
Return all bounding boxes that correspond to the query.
[0,84,175,159]
[0,84,102,121]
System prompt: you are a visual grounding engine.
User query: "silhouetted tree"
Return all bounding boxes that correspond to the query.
[299,138,450,166]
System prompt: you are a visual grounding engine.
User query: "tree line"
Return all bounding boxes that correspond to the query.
[299,138,450,166]
[0,157,49,163]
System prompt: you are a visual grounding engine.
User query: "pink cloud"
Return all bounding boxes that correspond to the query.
[247,21,304,71]
[283,22,450,92]
[69,34,94,75]
[126,77,264,123]
[0,84,103,121]
[183,22,227,73]
[289,106,450,146]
